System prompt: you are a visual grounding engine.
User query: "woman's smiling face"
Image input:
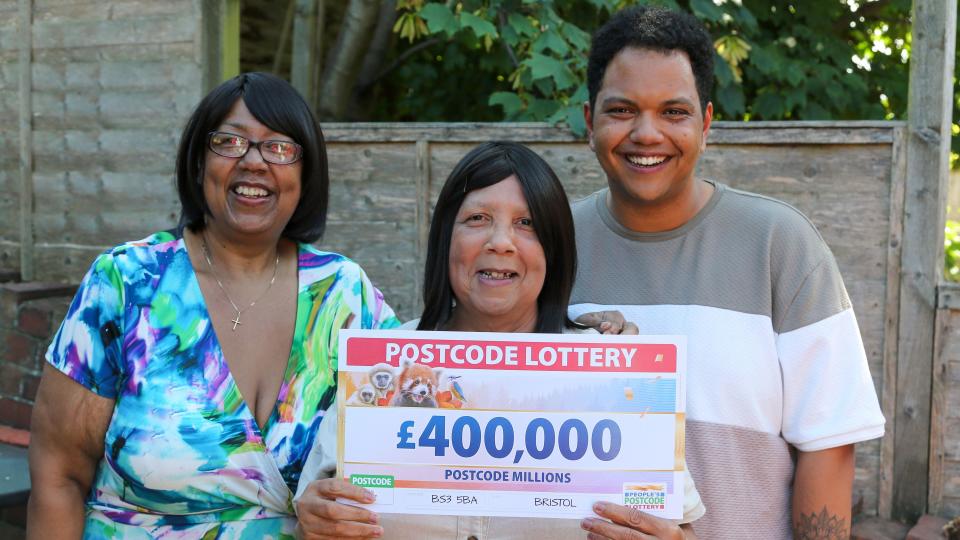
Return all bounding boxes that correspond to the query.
[447,175,546,332]
[202,99,302,241]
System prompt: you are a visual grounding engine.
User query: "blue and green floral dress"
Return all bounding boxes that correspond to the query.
[46,230,399,539]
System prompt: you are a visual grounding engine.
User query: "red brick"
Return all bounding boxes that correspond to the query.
[0,398,33,430]
[0,425,30,447]
[851,516,911,540]
[17,306,51,339]
[0,364,24,397]
[3,333,37,368]
[19,373,40,403]
[907,515,950,540]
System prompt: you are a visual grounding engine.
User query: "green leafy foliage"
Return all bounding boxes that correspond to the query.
[369,0,954,152]
[460,12,499,41]
[947,220,960,282]
[953,67,960,168]
[419,3,459,36]
[360,1,957,282]
[372,1,620,124]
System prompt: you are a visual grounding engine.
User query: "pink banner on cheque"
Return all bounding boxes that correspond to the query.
[337,329,686,520]
[344,334,677,373]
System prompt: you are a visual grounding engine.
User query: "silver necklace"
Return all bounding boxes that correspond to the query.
[200,236,280,331]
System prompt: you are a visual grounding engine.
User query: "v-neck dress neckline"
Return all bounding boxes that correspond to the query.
[43,230,401,538]
[185,238,304,441]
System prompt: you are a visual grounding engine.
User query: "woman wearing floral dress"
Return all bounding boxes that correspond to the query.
[27,72,398,539]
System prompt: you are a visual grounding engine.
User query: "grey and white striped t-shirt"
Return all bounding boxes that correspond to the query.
[569,182,885,539]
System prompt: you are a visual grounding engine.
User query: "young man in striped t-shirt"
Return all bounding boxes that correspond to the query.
[570,6,885,540]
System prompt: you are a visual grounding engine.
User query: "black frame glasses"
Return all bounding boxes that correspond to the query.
[207,131,303,165]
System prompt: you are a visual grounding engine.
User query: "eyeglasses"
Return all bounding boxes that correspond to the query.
[207,131,303,165]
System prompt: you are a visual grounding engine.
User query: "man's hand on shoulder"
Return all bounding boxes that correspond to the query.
[574,311,639,335]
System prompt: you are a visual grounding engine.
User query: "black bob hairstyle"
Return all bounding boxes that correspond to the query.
[418,142,577,334]
[175,72,329,243]
[587,5,714,117]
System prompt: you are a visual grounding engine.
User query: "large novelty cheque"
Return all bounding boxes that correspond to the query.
[337,330,686,520]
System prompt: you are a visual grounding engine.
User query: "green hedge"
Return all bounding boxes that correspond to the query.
[947,220,960,281]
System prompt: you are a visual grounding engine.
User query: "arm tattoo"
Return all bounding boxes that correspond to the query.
[793,506,849,540]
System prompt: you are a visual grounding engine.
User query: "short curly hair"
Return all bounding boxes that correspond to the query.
[587,6,714,116]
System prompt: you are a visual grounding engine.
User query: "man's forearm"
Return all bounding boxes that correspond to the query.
[792,445,855,540]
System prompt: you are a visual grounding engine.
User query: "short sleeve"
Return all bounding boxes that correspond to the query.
[777,260,885,451]
[356,264,400,331]
[45,252,126,399]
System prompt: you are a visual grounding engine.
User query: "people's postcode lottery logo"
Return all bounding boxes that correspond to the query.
[622,483,666,511]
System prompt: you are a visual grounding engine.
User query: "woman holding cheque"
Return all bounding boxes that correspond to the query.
[296,142,705,539]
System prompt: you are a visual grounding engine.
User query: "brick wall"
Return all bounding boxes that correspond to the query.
[0,283,75,430]
[0,280,74,537]
[0,281,74,537]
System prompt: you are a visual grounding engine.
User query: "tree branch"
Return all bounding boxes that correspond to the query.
[357,0,399,90]
[498,10,520,68]
[357,36,444,92]
[272,0,296,74]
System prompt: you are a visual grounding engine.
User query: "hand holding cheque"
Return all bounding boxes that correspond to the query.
[296,143,702,539]
[298,330,690,540]
[338,331,687,517]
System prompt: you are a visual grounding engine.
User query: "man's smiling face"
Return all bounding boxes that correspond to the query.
[585,47,712,228]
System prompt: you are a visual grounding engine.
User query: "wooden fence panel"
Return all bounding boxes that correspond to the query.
[5,121,906,517]
[0,0,22,272]
[6,0,206,280]
[931,285,960,518]
[324,142,420,317]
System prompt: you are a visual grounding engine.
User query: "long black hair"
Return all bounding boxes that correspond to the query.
[175,72,329,242]
[418,142,577,333]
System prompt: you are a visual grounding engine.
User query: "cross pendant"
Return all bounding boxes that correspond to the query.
[231,313,242,330]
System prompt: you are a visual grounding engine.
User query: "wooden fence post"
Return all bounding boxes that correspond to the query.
[879,127,907,519]
[892,0,957,522]
[18,0,33,282]
[414,140,431,316]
